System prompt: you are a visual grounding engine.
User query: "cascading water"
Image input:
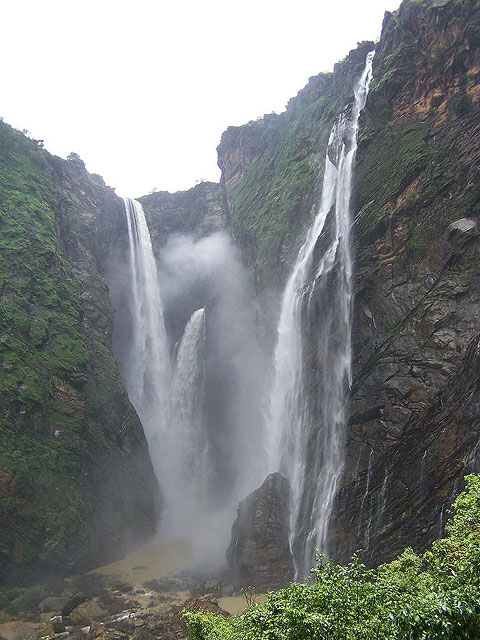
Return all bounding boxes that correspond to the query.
[121,200,212,549]
[267,52,374,576]
[117,204,261,561]
[122,198,170,476]
[168,308,209,531]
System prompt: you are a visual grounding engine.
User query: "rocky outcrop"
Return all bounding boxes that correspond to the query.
[226,473,294,591]
[139,181,226,247]
[138,182,227,345]
[0,122,157,584]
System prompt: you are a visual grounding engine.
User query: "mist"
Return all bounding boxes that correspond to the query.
[108,216,267,567]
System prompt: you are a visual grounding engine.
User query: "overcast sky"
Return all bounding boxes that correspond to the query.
[2,0,401,197]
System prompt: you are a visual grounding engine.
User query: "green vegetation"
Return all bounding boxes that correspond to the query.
[0,121,155,583]
[224,44,374,288]
[186,475,480,639]
[0,122,93,577]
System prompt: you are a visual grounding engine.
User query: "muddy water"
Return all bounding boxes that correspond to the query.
[93,538,269,615]
[92,538,194,587]
[218,594,268,614]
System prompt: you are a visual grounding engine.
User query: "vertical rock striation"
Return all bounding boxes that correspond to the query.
[226,473,294,591]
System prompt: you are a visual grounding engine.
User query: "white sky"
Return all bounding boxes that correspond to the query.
[1,0,401,197]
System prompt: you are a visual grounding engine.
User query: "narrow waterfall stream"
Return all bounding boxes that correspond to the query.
[122,197,171,477]
[168,308,209,533]
[267,52,374,576]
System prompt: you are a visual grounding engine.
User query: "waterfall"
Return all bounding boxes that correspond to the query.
[168,308,210,531]
[267,52,374,576]
[118,208,245,559]
[122,198,170,478]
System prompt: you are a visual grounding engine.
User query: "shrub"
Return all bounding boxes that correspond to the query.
[186,475,480,639]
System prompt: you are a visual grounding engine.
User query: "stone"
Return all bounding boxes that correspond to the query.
[226,473,294,591]
[62,594,86,616]
[50,615,65,633]
[68,599,107,626]
[448,218,477,234]
[39,596,69,614]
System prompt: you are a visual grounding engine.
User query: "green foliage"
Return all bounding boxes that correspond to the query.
[225,48,374,288]
[0,122,94,579]
[186,476,480,639]
[447,93,471,116]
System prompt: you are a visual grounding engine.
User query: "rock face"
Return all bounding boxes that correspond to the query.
[330,0,480,565]
[226,473,294,591]
[218,0,480,567]
[138,182,227,345]
[0,123,157,583]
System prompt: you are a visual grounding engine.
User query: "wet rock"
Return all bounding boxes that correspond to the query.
[69,599,108,626]
[39,596,69,614]
[62,594,86,616]
[226,473,294,591]
[51,615,66,633]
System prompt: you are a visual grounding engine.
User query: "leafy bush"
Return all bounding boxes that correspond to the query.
[186,475,480,639]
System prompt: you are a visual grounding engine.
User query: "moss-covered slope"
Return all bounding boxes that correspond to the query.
[0,122,157,584]
[217,42,375,289]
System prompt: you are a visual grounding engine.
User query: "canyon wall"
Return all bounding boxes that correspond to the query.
[217,0,480,564]
[1,0,478,586]
[0,124,157,583]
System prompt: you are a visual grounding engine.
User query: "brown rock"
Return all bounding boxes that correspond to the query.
[69,599,108,626]
[0,621,54,640]
[226,473,294,591]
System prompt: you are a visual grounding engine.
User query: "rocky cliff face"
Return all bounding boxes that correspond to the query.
[139,182,226,344]
[0,123,157,584]
[217,0,480,565]
[226,473,294,591]
[217,41,375,292]
[330,0,480,564]
[1,0,478,588]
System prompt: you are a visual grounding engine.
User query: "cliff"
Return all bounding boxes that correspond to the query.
[333,0,480,563]
[0,122,157,584]
[217,41,375,290]
[216,0,480,564]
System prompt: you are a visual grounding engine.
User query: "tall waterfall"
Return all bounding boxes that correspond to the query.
[119,204,244,559]
[267,52,374,576]
[122,198,170,475]
[168,308,209,532]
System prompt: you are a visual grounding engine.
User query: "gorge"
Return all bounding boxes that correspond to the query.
[0,0,479,635]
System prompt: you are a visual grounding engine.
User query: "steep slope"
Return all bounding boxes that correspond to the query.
[217,42,375,292]
[216,0,480,564]
[0,123,157,584]
[331,0,480,563]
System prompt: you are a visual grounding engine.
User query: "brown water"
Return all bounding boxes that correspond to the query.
[93,538,194,587]
[218,594,268,614]
[93,538,268,615]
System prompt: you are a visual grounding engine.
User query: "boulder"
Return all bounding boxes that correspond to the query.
[38,595,69,613]
[226,473,294,591]
[69,599,108,626]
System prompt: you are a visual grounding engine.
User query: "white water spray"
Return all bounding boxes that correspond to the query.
[267,52,374,575]
[122,198,170,473]
[168,308,210,531]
